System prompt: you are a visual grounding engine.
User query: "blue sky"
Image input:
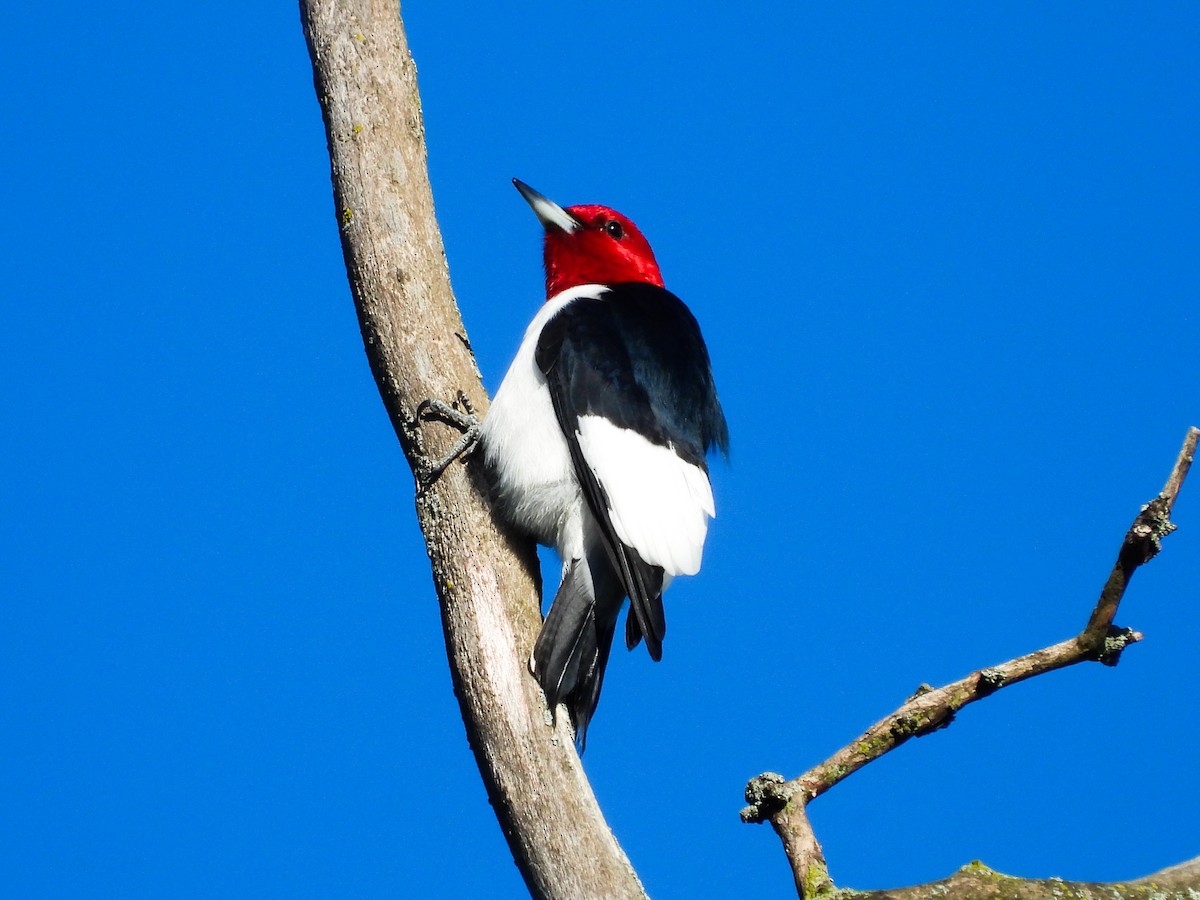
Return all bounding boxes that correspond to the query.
[3,3,1198,898]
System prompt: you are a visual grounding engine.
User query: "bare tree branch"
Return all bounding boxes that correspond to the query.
[742,426,1199,898]
[298,2,647,897]
[1083,426,1196,643]
[858,856,1200,900]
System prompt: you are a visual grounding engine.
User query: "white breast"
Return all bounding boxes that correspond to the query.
[479,285,609,556]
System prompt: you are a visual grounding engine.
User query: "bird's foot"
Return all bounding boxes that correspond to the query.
[415,391,481,486]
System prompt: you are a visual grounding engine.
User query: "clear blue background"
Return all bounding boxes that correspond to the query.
[3,3,1197,897]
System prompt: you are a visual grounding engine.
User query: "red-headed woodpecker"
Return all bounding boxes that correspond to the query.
[479,180,728,746]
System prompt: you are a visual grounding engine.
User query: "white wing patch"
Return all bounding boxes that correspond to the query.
[576,415,715,577]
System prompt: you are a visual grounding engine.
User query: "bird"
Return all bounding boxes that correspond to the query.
[477,179,728,747]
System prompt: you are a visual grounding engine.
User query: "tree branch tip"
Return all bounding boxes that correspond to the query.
[1161,426,1199,507]
[741,772,792,823]
[1098,626,1143,666]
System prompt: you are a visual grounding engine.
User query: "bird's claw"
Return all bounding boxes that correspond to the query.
[416,391,481,486]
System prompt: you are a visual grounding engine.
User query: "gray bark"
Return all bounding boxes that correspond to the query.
[299,2,647,898]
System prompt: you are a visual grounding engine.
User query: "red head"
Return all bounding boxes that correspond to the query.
[514,179,664,297]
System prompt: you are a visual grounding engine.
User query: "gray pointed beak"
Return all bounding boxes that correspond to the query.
[513,178,581,233]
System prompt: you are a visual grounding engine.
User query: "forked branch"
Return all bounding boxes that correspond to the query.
[742,427,1199,898]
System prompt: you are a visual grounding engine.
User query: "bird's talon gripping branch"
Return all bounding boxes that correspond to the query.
[416,392,481,485]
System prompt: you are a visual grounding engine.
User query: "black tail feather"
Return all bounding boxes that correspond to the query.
[571,614,617,750]
[531,559,594,713]
[530,555,623,749]
[622,552,665,657]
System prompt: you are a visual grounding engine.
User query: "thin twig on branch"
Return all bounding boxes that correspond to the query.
[742,426,1198,898]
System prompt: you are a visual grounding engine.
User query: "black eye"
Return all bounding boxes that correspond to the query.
[603,219,624,239]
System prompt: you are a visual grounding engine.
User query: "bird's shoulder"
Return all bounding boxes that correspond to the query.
[534,281,728,463]
[534,282,705,376]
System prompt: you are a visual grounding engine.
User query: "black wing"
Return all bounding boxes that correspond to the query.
[535,283,728,659]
